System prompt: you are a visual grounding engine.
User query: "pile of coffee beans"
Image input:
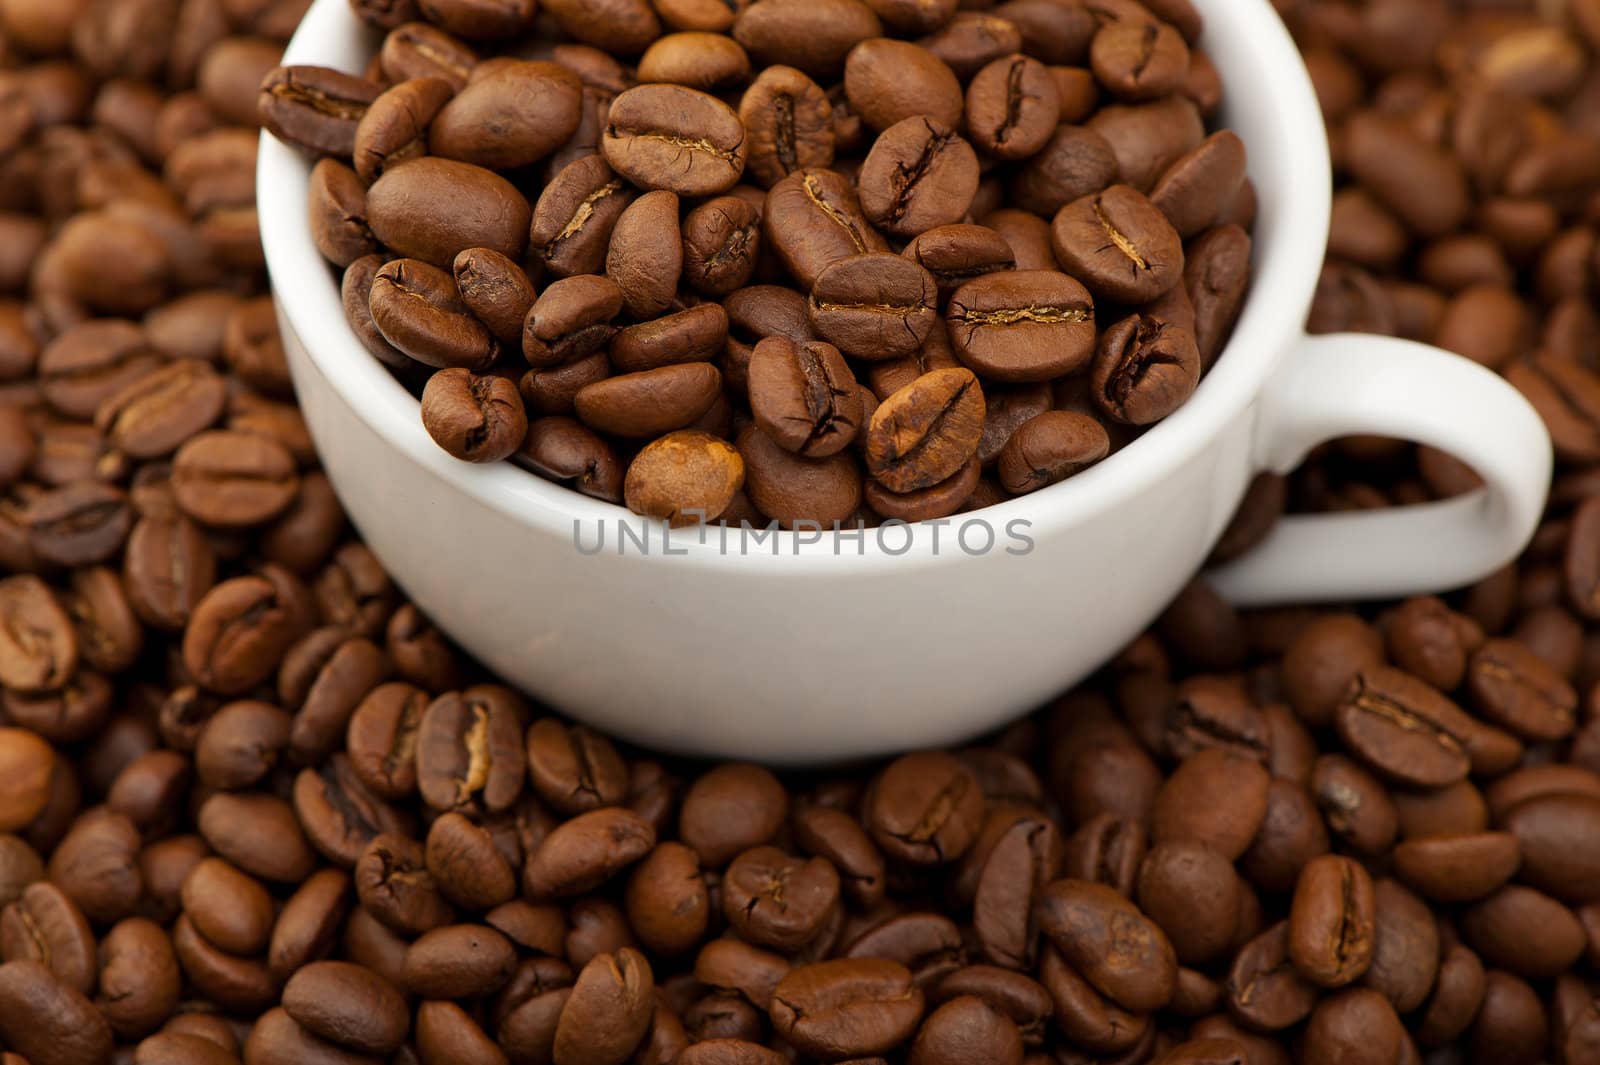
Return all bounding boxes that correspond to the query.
[0,0,1598,1063]
[271,0,1255,526]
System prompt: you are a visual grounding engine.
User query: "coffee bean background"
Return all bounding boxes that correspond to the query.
[277,0,1256,527]
[0,0,1596,1064]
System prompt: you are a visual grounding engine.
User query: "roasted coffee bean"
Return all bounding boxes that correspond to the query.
[258,65,380,157]
[602,83,748,196]
[967,54,1060,161]
[680,195,762,297]
[431,59,581,169]
[739,65,834,189]
[748,337,860,457]
[858,117,979,238]
[574,363,722,438]
[351,76,454,182]
[307,158,378,268]
[997,411,1109,494]
[764,168,890,288]
[452,247,537,347]
[806,252,937,360]
[864,368,984,494]
[370,258,499,371]
[610,304,729,373]
[420,367,527,463]
[522,274,622,369]
[1465,638,1578,741]
[366,155,530,267]
[1052,184,1185,304]
[517,416,625,503]
[770,959,924,1058]
[0,960,114,1065]
[1035,879,1177,1012]
[680,762,788,868]
[182,574,301,695]
[1335,668,1476,788]
[525,806,656,898]
[1091,315,1201,425]
[624,429,745,525]
[0,881,95,994]
[1287,855,1376,988]
[902,224,1017,300]
[171,429,299,529]
[1135,840,1241,967]
[947,271,1096,383]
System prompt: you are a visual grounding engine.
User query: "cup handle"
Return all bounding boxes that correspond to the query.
[1207,332,1552,606]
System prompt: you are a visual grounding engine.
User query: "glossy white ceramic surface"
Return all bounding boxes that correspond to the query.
[260,0,1550,761]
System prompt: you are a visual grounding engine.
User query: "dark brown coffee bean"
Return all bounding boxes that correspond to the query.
[1466,637,1578,741]
[1392,831,1520,903]
[865,751,984,866]
[516,416,624,503]
[1152,748,1270,860]
[0,960,114,1065]
[182,574,300,695]
[842,37,962,133]
[770,958,924,1058]
[453,247,537,347]
[355,833,453,936]
[967,54,1060,161]
[1225,921,1318,1032]
[858,117,978,238]
[946,271,1095,383]
[23,481,130,567]
[1090,19,1188,101]
[1501,794,1600,903]
[574,363,722,438]
[529,155,634,279]
[723,845,841,952]
[1135,841,1241,967]
[973,814,1063,969]
[731,0,882,80]
[552,948,655,1065]
[307,158,378,268]
[280,961,408,1055]
[763,168,889,288]
[1037,943,1150,1054]
[0,576,76,694]
[94,359,226,460]
[432,59,581,169]
[369,258,499,371]
[39,320,162,422]
[1343,110,1469,239]
[680,763,788,868]
[366,155,530,267]
[414,685,523,813]
[807,252,938,360]
[0,881,94,994]
[1090,314,1200,425]
[420,368,526,463]
[1302,988,1403,1065]
[1287,855,1376,989]
[605,189,682,320]
[610,304,729,373]
[351,76,453,182]
[680,195,762,297]
[171,429,298,528]
[746,337,860,457]
[739,65,834,189]
[602,84,747,196]
[622,842,709,957]
[197,790,315,883]
[910,995,1024,1065]
[902,225,1017,301]
[257,65,380,157]
[1335,667,1476,788]
[997,410,1109,494]
[525,806,656,898]
[1052,184,1185,304]
[1463,885,1587,979]
[1008,124,1119,218]
[1035,878,1177,1012]
[1062,813,1145,898]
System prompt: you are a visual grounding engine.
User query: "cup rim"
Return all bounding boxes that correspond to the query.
[258,0,1331,571]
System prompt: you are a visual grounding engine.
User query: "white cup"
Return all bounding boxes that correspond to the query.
[259,0,1552,763]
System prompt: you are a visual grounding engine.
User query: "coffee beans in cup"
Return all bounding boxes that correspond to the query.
[270,0,1255,526]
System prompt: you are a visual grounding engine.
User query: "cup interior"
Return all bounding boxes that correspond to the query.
[258,0,1332,563]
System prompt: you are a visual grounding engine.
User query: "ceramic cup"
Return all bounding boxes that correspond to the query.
[259,0,1552,762]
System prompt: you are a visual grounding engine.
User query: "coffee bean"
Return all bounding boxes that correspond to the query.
[763,167,890,288]
[575,363,722,438]
[610,304,729,373]
[1226,921,1318,1031]
[198,790,316,883]
[910,995,1024,1065]
[1302,988,1404,1065]
[258,65,380,157]
[24,481,130,567]
[0,960,114,1065]
[1465,637,1578,740]
[351,76,454,182]
[181,856,274,956]
[967,54,1060,161]
[997,410,1109,494]
[1135,840,1242,966]
[858,117,979,238]
[1091,19,1189,101]
[307,158,378,268]
[681,195,762,297]
[123,516,215,632]
[1151,130,1247,239]
[808,252,938,359]
[843,37,963,133]
[1287,854,1376,988]
[946,270,1096,382]
[602,83,748,196]
[525,806,656,898]
[739,65,834,189]
[0,576,76,694]
[183,575,302,695]
[281,961,408,1055]
[0,881,95,994]
[432,59,581,169]
[420,368,527,463]
[553,948,655,1065]
[1052,184,1185,304]
[1038,942,1151,1053]
[369,258,499,370]
[95,359,226,460]
[770,958,924,1058]
[517,416,625,503]
[1035,879,1177,1012]
[366,155,530,267]
[624,429,745,525]
[747,337,860,457]
[865,751,984,865]
[1334,667,1476,788]
[864,367,984,494]
[1091,314,1201,424]
[731,0,882,80]
[453,247,538,347]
